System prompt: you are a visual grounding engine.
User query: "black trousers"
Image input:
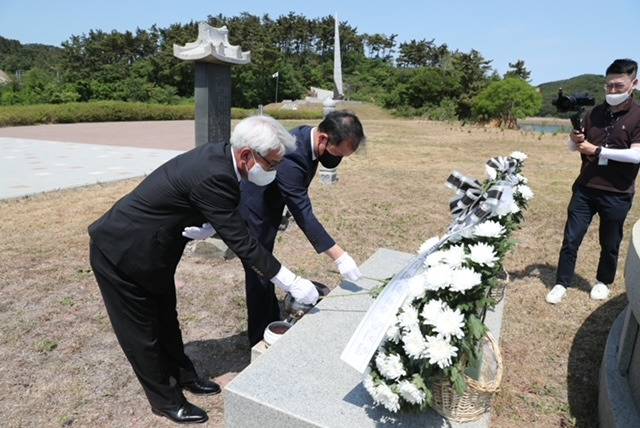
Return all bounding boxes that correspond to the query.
[89,240,198,410]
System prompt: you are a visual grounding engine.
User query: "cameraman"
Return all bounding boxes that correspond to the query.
[547,58,640,304]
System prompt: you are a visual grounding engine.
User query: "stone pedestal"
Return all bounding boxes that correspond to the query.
[224,248,504,427]
[599,220,640,426]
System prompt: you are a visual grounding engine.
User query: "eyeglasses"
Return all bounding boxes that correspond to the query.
[604,81,632,91]
[253,151,281,171]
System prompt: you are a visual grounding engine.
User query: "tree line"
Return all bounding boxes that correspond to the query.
[0,12,557,123]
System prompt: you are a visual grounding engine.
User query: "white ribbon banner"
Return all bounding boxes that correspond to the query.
[340,254,426,373]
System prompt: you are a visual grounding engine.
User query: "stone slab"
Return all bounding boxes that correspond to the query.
[225,248,505,427]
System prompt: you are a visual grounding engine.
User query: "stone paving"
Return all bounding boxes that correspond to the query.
[0,121,194,200]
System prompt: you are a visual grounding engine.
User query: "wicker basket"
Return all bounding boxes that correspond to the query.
[490,269,509,302]
[430,332,503,422]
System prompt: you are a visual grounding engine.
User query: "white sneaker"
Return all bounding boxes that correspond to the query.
[590,282,610,300]
[546,284,567,304]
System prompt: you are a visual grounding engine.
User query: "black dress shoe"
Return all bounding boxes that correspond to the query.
[152,401,208,424]
[181,378,221,395]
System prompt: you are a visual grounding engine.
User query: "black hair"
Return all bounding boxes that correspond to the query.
[317,110,366,150]
[606,59,638,79]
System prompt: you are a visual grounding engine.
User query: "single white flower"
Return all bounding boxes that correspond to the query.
[406,272,427,301]
[510,151,528,162]
[473,220,505,238]
[418,236,440,255]
[424,264,453,291]
[402,328,428,359]
[385,323,401,344]
[433,306,465,340]
[442,244,466,268]
[515,184,534,201]
[425,335,458,369]
[398,304,420,331]
[450,266,482,293]
[363,370,379,403]
[425,249,447,267]
[485,164,497,180]
[376,383,401,412]
[510,202,521,214]
[375,352,407,381]
[468,242,498,267]
[398,380,426,405]
[421,299,446,325]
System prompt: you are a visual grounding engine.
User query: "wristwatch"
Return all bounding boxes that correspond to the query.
[595,147,602,157]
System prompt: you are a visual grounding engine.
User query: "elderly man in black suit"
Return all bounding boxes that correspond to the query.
[184,110,366,346]
[88,115,319,424]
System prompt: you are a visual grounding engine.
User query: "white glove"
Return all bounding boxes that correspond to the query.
[271,266,319,305]
[182,222,216,240]
[288,277,319,305]
[335,252,363,281]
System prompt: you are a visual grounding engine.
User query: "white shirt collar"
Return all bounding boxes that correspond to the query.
[310,127,317,161]
[231,149,242,182]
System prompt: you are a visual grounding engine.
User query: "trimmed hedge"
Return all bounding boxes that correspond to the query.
[0,101,323,127]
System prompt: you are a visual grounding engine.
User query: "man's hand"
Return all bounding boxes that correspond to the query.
[335,252,363,281]
[288,277,319,305]
[182,223,216,240]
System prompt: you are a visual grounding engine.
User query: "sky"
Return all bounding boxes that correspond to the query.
[0,0,638,86]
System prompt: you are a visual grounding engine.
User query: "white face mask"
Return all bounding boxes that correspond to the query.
[606,92,630,106]
[246,154,277,186]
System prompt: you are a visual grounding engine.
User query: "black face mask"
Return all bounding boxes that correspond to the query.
[318,150,342,168]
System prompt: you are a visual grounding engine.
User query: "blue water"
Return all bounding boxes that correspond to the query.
[519,124,572,134]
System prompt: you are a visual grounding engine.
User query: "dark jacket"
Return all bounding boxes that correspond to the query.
[88,142,280,292]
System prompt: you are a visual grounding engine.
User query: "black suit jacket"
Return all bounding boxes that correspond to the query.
[240,125,336,253]
[88,142,281,292]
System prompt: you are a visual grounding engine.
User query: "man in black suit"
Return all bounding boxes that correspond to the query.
[184,110,366,346]
[88,115,319,424]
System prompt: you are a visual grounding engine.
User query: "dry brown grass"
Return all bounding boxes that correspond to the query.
[1,117,635,427]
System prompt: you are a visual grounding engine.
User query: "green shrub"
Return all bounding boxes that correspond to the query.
[0,101,323,127]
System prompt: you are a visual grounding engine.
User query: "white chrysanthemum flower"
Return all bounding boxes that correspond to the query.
[425,335,458,369]
[473,220,505,238]
[450,267,482,293]
[363,369,378,400]
[515,184,534,201]
[385,323,401,344]
[468,242,498,267]
[402,328,428,359]
[376,383,401,412]
[425,249,447,267]
[424,264,453,291]
[398,304,420,331]
[433,307,465,340]
[421,299,446,325]
[510,151,528,161]
[375,353,406,381]
[406,272,427,301]
[485,164,497,180]
[398,380,426,405]
[418,236,440,255]
[442,244,465,268]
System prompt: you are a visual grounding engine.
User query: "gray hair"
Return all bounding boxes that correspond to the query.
[230,115,296,156]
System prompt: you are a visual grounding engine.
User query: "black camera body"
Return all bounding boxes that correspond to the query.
[552,88,596,130]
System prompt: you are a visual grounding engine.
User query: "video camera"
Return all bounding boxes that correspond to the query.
[552,88,596,130]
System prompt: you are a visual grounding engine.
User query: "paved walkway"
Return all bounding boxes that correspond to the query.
[0,121,196,200]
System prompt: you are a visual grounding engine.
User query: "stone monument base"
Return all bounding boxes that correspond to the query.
[225,248,505,427]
